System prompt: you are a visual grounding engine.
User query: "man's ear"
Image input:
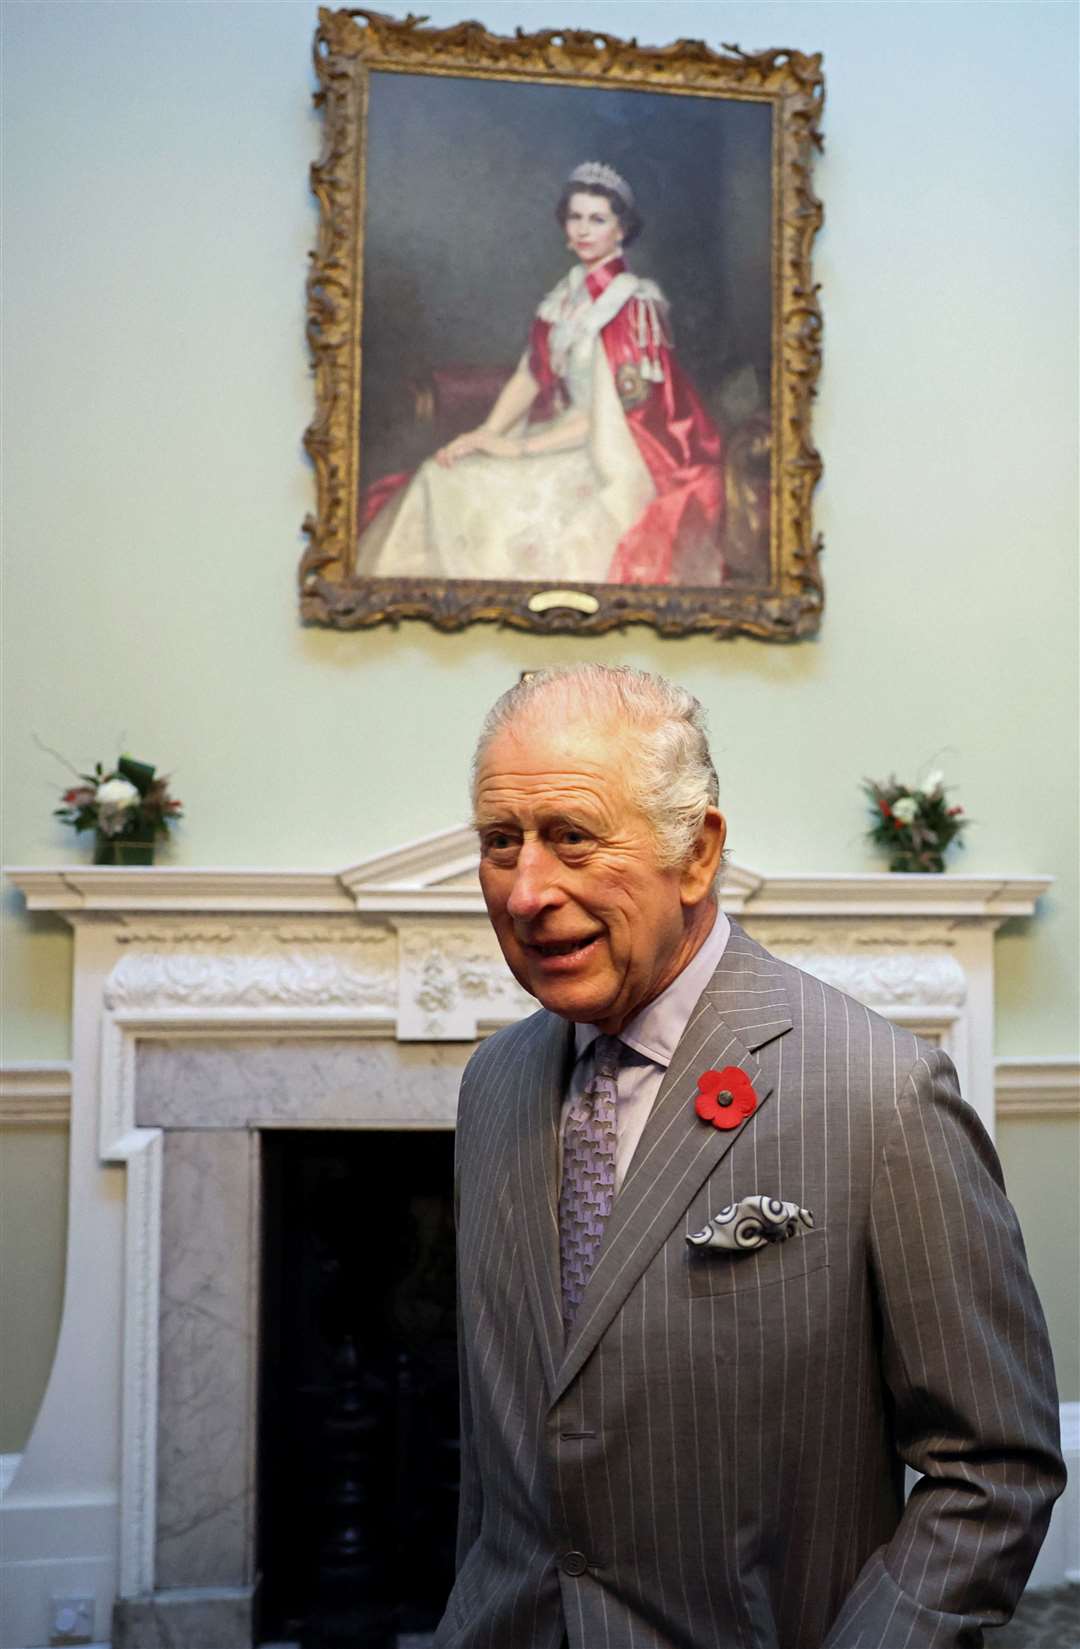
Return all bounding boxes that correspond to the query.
[680,808,727,906]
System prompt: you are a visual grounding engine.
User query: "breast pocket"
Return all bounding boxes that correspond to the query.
[680,1226,829,1300]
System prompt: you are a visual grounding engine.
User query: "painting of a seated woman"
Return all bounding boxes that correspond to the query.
[355,162,764,589]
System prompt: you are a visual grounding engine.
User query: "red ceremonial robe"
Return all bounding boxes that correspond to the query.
[527,257,725,585]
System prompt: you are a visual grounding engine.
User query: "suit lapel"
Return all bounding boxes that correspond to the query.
[552,924,793,1402]
[510,1010,575,1398]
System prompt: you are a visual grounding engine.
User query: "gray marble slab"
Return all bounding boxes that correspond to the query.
[157,1131,257,1589]
[142,1034,478,1607]
[136,1037,472,1129]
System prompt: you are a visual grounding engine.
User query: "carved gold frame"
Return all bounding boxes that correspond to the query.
[301,9,824,639]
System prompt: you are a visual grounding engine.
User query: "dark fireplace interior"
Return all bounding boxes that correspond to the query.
[258,1129,460,1648]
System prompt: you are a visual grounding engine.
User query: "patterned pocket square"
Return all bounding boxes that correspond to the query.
[687,1195,815,1251]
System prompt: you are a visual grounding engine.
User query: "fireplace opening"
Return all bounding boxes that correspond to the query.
[258,1129,460,1648]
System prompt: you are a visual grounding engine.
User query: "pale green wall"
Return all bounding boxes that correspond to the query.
[0,1127,69,1452]
[998,1118,1080,1406]
[2,0,1077,1440]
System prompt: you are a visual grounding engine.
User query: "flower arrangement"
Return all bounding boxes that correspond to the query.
[55,755,182,864]
[863,769,967,874]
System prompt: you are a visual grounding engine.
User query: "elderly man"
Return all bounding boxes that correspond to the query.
[436,665,1063,1649]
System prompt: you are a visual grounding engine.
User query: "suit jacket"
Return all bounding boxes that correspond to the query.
[436,924,1065,1649]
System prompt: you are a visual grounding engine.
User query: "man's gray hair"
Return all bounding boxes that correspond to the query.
[472,665,719,870]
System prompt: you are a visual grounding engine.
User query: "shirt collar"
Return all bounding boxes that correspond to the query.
[573,907,731,1071]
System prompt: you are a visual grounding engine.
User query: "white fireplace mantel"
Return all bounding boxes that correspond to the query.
[11,828,1049,1065]
[0,831,1052,1649]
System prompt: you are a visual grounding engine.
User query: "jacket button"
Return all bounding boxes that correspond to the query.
[561,1550,588,1576]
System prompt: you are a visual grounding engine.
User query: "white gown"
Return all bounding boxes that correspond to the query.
[354,263,658,585]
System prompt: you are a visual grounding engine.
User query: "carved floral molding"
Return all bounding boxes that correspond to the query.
[747,921,968,1010]
[105,920,396,1013]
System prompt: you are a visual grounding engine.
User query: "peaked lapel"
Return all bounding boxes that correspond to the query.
[552,923,794,1402]
[509,1010,575,1397]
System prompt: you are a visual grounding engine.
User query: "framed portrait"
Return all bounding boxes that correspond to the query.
[301,10,824,639]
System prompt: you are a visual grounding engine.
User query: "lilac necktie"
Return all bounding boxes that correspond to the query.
[559,1034,621,1335]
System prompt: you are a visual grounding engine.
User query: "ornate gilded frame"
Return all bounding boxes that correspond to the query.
[301,9,824,639]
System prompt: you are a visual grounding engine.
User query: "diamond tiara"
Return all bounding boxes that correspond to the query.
[567,161,635,209]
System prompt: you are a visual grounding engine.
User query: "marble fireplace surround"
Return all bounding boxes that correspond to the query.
[4,830,1050,1648]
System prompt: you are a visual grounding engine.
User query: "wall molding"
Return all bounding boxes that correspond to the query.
[0,1063,72,1125]
[995,1058,1080,1120]
[3,1056,1076,1132]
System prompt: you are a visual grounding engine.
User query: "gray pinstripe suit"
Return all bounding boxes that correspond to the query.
[436,923,1065,1649]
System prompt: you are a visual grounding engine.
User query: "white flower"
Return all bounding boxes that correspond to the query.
[96,777,140,836]
[921,769,944,796]
[892,796,918,825]
[96,777,139,808]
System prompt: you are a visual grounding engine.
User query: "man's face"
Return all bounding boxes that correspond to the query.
[474,716,718,1034]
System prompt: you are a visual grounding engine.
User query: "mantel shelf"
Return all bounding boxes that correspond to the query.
[6,866,353,914]
[6,845,1053,926]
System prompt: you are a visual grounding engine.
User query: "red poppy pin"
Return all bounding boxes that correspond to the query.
[694,1066,758,1131]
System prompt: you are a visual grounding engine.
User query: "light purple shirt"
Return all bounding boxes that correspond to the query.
[564,907,731,1192]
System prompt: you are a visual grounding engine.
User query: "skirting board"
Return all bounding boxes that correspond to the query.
[0,1481,117,1649]
[2,1408,1078,1647]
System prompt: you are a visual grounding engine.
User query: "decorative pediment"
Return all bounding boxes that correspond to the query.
[339,824,484,910]
[339,825,769,913]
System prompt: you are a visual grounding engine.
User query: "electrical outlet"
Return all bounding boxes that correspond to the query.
[49,1594,94,1646]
